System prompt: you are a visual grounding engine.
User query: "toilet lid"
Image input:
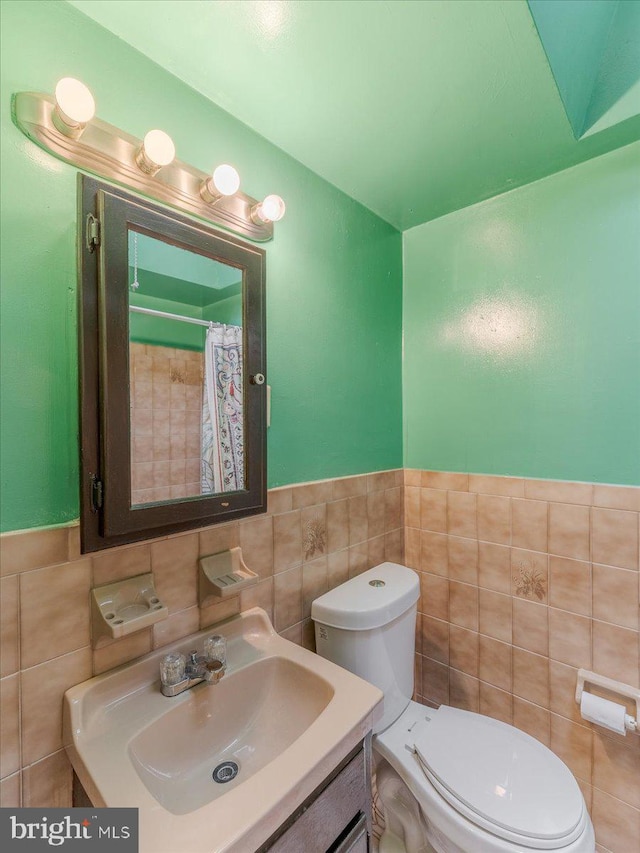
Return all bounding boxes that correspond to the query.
[413,707,583,843]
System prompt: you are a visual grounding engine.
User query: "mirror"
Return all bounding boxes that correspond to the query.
[128,231,245,504]
[78,176,266,553]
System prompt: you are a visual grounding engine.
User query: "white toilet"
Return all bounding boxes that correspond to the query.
[311,563,595,853]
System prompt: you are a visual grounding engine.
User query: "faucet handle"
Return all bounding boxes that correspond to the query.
[204,634,226,665]
[160,652,186,686]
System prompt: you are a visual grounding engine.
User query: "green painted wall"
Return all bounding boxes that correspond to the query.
[129,290,206,351]
[582,0,640,138]
[527,0,616,137]
[129,276,243,348]
[129,231,243,291]
[203,297,243,329]
[403,142,640,486]
[528,0,640,139]
[0,0,402,532]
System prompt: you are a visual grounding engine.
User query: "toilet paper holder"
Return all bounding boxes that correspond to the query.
[575,668,639,734]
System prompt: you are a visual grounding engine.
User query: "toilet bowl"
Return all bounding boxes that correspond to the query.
[375,702,594,853]
[311,563,595,853]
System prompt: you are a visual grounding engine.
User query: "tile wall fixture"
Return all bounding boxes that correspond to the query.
[404,470,640,853]
[0,470,404,811]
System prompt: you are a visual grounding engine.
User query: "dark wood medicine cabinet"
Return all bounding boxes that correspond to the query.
[78,175,267,553]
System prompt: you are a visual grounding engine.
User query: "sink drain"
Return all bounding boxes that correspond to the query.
[212,761,239,784]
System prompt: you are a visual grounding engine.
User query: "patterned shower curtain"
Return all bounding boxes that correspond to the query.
[201,324,244,493]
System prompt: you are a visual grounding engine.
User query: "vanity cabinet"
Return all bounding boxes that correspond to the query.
[259,741,372,853]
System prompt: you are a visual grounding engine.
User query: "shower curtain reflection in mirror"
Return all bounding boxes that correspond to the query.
[201,323,244,493]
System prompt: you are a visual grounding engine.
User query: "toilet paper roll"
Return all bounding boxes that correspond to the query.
[580,692,627,735]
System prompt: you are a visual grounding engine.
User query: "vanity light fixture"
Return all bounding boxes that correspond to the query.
[13,79,285,241]
[200,163,241,204]
[135,129,176,176]
[52,77,95,139]
[250,194,287,224]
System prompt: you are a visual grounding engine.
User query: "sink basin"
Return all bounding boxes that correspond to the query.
[129,655,334,815]
[64,607,382,853]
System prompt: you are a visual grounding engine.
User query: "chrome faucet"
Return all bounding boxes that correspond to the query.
[160,635,226,697]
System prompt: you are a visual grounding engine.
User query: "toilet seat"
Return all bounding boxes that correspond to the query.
[411,706,585,848]
[375,702,592,851]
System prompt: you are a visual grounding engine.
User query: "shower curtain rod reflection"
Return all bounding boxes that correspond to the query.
[129,305,221,328]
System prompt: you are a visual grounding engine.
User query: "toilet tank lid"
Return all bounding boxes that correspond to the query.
[311,563,419,630]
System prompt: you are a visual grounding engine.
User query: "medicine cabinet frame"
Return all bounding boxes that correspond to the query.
[78,175,267,553]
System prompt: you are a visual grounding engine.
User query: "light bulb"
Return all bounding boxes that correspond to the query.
[261,194,286,222]
[212,164,240,196]
[53,77,95,137]
[251,194,286,224]
[143,129,175,167]
[200,163,240,204]
[136,129,176,175]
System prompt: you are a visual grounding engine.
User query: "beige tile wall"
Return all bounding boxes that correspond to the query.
[0,469,403,809]
[2,467,638,853]
[130,343,204,504]
[405,470,640,853]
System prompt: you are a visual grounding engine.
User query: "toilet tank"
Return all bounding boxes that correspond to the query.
[311,563,420,733]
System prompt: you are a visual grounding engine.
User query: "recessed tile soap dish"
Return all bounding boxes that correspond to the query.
[91,572,168,648]
[199,547,258,604]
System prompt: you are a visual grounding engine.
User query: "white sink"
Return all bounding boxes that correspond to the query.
[129,655,334,815]
[64,607,382,853]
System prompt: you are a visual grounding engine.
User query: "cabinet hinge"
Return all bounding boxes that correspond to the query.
[90,475,103,512]
[86,214,101,252]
